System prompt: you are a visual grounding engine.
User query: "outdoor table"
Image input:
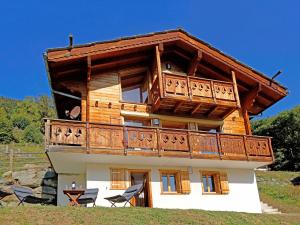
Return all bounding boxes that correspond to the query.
[63,189,85,206]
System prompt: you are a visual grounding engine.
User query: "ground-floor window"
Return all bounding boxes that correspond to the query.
[159,170,191,194]
[161,173,178,193]
[110,168,128,190]
[201,171,229,194]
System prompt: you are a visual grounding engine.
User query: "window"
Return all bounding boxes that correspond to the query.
[121,74,148,103]
[201,171,229,194]
[124,119,149,127]
[160,170,191,194]
[110,168,128,190]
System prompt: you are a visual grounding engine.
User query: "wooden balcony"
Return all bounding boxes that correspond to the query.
[150,72,240,119]
[45,119,274,162]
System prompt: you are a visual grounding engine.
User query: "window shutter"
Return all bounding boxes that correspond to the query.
[110,168,128,190]
[175,173,182,193]
[213,173,221,194]
[219,172,229,194]
[180,171,191,194]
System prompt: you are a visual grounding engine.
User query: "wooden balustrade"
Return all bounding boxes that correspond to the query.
[45,119,273,162]
[150,72,240,118]
[162,73,236,102]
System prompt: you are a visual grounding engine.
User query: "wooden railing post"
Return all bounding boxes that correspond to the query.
[243,136,249,161]
[156,128,161,157]
[187,77,192,100]
[44,119,51,148]
[210,80,217,104]
[187,131,193,158]
[86,122,90,153]
[123,126,128,155]
[216,133,222,160]
[268,137,274,161]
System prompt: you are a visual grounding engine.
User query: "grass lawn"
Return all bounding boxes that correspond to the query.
[1,206,300,225]
[256,170,300,213]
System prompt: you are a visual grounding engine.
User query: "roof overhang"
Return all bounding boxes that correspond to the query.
[45,29,288,115]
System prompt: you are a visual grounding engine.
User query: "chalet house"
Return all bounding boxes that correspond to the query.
[44,29,287,213]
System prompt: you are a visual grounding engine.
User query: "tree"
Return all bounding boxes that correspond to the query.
[22,124,43,144]
[0,95,56,144]
[252,105,300,171]
[0,108,14,143]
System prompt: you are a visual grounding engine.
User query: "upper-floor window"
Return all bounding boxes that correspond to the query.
[121,74,148,103]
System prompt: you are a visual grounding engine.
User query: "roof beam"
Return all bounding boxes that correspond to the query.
[242,83,262,110]
[188,50,202,76]
[206,105,218,117]
[174,101,184,113]
[92,55,149,72]
[191,103,202,115]
[53,90,81,100]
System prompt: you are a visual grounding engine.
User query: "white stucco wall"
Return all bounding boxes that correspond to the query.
[81,164,262,213]
[57,173,86,206]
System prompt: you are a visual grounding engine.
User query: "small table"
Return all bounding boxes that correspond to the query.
[63,189,85,206]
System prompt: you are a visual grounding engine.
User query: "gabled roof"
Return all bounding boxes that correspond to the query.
[45,29,288,115]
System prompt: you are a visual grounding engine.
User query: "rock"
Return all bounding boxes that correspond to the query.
[33,186,42,195]
[12,169,45,188]
[42,186,56,195]
[0,178,6,185]
[42,193,55,201]
[23,164,41,170]
[42,178,57,188]
[2,171,12,179]
[43,170,57,179]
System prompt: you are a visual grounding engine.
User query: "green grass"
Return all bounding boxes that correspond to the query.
[256,170,300,213]
[0,206,300,225]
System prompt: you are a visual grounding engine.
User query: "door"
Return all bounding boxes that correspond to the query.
[129,171,152,207]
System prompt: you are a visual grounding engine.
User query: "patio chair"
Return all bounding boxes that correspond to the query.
[11,186,51,206]
[77,188,99,207]
[0,189,12,206]
[104,183,143,207]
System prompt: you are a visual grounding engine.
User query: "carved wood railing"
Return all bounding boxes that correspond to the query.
[164,73,189,97]
[161,72,237,103]
[45,119,273,161]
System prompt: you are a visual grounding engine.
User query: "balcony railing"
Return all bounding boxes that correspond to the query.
[45,119,274,162]
[150,72,239,118]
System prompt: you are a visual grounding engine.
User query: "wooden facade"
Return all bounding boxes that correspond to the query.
[44,29,287,163]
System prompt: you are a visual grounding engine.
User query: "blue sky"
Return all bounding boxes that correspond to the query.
[0,1,299,117]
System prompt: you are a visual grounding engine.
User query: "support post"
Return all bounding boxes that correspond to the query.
[187,50,202,76]
[86,56,91,153]
[231,70,241,108]
[155,44,164,98]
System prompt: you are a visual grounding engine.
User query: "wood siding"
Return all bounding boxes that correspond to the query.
[88,72,122,124]
[223,109,246,134]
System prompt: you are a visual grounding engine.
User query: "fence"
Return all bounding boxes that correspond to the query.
[0,144,50,175]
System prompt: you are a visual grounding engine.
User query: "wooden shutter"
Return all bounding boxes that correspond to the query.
[110,168,128,190]
[180,171,191,194]
[220,172,229,194]
[213,173,221,194]
[175,173,182,193]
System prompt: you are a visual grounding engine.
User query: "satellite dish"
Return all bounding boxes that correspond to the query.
[70,106,81,119]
